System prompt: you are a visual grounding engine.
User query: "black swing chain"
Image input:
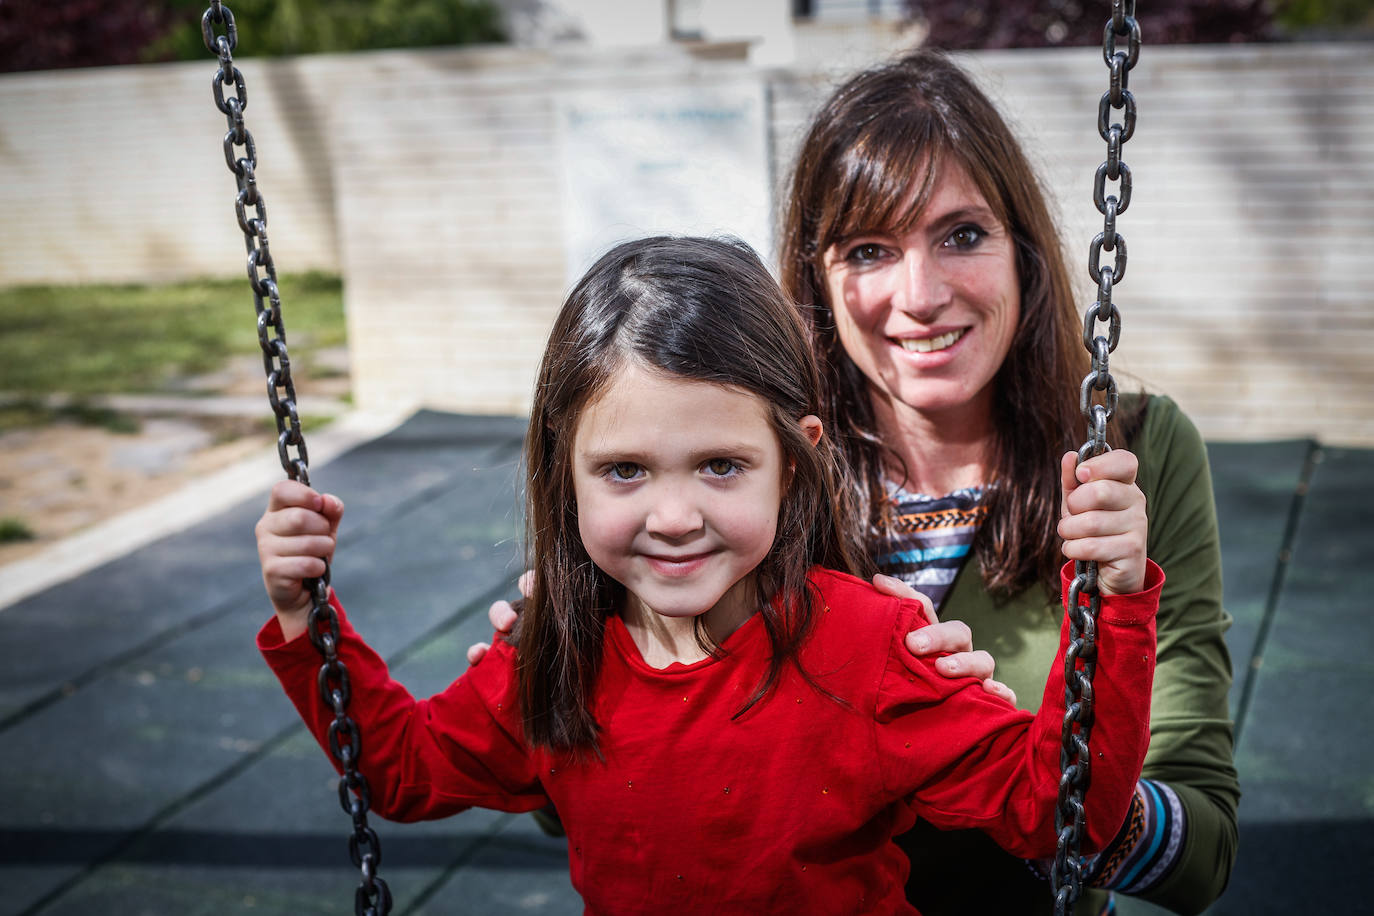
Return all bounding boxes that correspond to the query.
[200,5,393,915]
[1052,2,1138,913]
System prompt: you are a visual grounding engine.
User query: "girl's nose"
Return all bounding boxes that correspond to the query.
[894,247,953,319]
[645,488,704,539]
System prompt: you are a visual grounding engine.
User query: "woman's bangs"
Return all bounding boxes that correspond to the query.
[825,121,943,250]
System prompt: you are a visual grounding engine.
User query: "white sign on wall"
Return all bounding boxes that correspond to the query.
[555,79,773,284]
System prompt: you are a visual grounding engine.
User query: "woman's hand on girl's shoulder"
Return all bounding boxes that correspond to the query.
[873,574,1017,706]
[467,570,533,665]
[1057,449,1148,596]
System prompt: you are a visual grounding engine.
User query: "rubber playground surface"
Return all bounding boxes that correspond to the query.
[2,410,1369,915]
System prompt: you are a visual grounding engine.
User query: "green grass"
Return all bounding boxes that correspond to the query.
[0,399,144,435]
[0,517,36,543]
[0,272,346,397]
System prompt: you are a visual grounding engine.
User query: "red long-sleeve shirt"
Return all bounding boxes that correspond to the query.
[259,562,1161,915]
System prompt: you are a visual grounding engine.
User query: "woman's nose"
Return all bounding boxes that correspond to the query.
[645,487,704,539]
[894,248,953,319]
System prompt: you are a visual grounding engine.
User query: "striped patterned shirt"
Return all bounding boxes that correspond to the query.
[875,484,986,612]
[878,480,1190,905]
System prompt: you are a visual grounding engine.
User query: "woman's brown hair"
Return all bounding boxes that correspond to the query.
[780,49,1138,598]
[516,236,868,752]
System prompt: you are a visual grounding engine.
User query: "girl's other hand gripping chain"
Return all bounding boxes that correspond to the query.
[1057,450,1148,596]
[255,479,345,641]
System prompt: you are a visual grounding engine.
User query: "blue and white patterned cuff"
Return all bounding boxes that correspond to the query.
[1089,778,1187,893]
[1024,777,1188,901]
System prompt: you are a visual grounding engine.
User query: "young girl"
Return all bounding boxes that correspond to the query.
[256,236,1161,914]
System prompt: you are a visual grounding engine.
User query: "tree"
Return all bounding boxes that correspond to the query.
[153,0,505,61]
[1276,0,1374,33]
[0,0,506,74]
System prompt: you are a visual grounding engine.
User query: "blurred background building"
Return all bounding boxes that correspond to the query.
[2,0,1371,443]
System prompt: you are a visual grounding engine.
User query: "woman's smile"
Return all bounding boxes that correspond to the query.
[892,326,968,355]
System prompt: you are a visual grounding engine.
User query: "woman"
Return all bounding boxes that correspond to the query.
[779,50,1237,915]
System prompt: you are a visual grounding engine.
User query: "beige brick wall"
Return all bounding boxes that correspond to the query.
[324,46,768,415]
[975,44,1374,447]
[2,43,1370,443]
[0,56,341,284]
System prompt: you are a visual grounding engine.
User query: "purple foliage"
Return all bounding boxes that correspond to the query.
[0,0,180,73]
[907,0,1278,49]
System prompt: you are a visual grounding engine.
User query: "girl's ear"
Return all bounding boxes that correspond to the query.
[784,416,824,491]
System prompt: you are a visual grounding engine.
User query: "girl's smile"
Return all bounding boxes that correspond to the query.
[643,551,715,577]
[570,361,821,667]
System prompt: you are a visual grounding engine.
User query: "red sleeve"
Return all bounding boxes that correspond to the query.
[257,593,549,822]
[875,560,1163,858]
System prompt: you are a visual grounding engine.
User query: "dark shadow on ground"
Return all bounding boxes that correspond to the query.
[1,827,564,869]
[1209,818,1374,915]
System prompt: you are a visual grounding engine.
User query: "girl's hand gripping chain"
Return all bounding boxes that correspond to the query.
[1057,450,1148,596]
[255,479,345,641]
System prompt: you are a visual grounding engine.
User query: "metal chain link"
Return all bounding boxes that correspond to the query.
[1052,2,1139,913]
[201,5,392,914]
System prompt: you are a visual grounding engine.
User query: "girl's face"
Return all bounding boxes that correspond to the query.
[571,361,820,634]
[822,159,1021,424]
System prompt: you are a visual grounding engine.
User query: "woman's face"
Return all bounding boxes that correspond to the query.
[822,160,1021,423]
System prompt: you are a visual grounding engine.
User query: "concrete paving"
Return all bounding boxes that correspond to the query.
[0,408,412,611]
[1,411,1368,915]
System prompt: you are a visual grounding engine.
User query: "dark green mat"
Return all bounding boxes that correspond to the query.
[3,412,1366,914]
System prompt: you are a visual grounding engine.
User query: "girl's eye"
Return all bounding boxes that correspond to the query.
[608,462,642,481]
[704,458,738,478]
[944,224,985,250]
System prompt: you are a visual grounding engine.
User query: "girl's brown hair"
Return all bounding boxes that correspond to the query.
[516,236,868,752]
[780,49,1138,598]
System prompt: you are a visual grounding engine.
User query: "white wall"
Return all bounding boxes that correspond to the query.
[507,0,799,65]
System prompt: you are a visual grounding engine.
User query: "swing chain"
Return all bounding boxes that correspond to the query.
[201,6,392,914]
[1053,2,1138,914]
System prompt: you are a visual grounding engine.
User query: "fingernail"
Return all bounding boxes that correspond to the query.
[943,659,960,673]
[912,635,930,652]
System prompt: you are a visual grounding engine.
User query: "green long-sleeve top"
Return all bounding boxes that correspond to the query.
[896,395,1240,916]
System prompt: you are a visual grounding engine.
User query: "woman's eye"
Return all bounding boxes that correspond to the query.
[609,462,642,481]
[704,458,738,478]
[844,242,887,264]
[944,224,985,249]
